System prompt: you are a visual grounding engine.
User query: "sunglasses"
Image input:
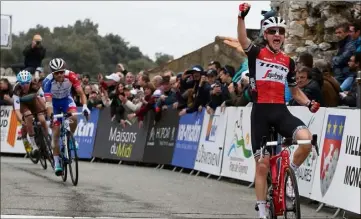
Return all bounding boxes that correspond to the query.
[53,71,65,76]
[267,28,286,35]
[20,81,31,86]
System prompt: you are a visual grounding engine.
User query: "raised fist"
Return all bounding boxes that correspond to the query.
[239,3,251,19]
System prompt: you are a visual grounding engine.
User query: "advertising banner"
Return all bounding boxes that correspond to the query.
[310,108,360,214]
[92,108,149,162]
[73,107,99,159]
[220,107,255,182]
[0,106,26,154]
[142,109,179,165]
[287,106,326,198]
[1,14,12,49]
[171,110,205,169]
[194,108,227,176]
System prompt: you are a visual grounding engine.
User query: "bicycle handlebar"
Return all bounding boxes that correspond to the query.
[53,112,84,119]
[258,134,319,163]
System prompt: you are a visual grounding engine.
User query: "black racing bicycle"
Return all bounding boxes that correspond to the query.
[23,109,54,170]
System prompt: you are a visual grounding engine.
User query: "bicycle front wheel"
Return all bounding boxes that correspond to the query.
[44,134,54,170]
[67,131,79,186]
[36,129,47,170]
[283,167,301,219]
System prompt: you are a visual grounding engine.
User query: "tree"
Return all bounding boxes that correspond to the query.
[0,19,173,78]
[155,52,174,66]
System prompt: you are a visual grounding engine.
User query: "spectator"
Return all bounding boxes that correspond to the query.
[206,69,218,85]
[179,65,211,116]
[207,80,230,113]
[128,82,157,128]
[333,23,356,84]
[81,74,90,87]
[207,61,222,74]
[340,52,361,107]
[23,34,46,74]
[155,75,177,113]
[87,90,105,110]
[0,78,13,106]
[233,58,249,83]
[125,72,135,86]
[341,52,359,91]
[313,60,341,107]
[152,75,163,94]
[349,22,361,52]
[289,66,324,106]
[163,70,175,77]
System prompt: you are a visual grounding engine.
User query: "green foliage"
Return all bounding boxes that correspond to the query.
[155,52,174,66]
[1,19,173,78]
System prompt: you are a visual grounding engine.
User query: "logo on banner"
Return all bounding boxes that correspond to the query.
[74,118,94,145]
[0,108,21,147]
[228,132,252,158]
[320,114,346,197]
[147,126,176,147]
[108,127,137,158]
[205,115,219,142]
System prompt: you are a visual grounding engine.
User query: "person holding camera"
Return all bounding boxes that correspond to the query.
[22,34,46,75]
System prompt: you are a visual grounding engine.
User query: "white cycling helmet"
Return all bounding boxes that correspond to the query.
[17,70,32,84]
[49,58,66,73]
[262,16,287,32]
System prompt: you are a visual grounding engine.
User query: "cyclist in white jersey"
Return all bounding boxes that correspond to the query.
[42,58,90,176]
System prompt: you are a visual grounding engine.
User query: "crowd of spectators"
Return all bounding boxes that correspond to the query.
[1,22,360,127]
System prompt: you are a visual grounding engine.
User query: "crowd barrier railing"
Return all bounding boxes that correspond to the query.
[1,105,359,215]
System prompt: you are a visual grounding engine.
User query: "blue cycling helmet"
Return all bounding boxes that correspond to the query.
[17,70,32,84]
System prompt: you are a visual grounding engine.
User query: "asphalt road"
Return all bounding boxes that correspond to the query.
[0,156,342,219]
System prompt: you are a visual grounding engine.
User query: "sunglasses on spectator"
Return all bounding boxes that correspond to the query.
[266,28,286,35]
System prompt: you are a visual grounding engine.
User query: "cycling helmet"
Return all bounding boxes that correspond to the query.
[49,58,66,73]
[17,70,32,84]
[262,16,287,32]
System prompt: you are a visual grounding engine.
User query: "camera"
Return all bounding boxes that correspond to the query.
[35,41,41,46]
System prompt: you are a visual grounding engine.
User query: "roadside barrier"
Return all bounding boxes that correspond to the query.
[1,105,359,215]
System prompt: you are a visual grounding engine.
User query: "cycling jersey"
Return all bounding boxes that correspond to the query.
[244,43,306,158]
[12,82,44,111]
[245,42,297,104]
[42,70,81,115]
[42,70,81,100]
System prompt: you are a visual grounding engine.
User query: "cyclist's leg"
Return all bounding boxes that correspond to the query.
[20,123,32,153]
[66,96,78,134]
[34,96,49,136]
[274,106,310,171]
[52,100,64,175]
[21,103,39,153]
[251,104,272,218]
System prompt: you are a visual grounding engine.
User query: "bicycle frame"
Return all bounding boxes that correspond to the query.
[269,145,290,216]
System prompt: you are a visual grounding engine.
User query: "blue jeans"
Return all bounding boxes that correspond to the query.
[340,76,354,91]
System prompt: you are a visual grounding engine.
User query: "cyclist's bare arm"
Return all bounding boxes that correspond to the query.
[45,96,53,118]
[75,86,87,106]
[290,87,311,106]
[12,95,23,122]
[237,3,252,50]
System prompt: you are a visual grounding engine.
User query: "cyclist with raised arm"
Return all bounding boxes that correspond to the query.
[42,58,90,176]
[12,70,49,157]
[232,3,320,219]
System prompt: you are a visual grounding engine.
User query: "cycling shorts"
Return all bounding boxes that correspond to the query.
[53,96,77,124]
[251,103,307,158]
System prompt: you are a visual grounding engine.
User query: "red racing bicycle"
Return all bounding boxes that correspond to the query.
[256,131,319,219]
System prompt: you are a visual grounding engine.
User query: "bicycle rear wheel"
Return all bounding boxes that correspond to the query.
[283,167,301,219]
[44,134,54,170]
[60,155,68,182]
[28,151,39,164]
[36,130,47,170]
[67,131,78,186]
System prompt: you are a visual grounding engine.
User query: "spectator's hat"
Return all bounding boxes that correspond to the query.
[206,69,217,77]
[105,73,121,82]
[33,34,42,42]
[221,65,236,78]
[152,89,162,98]
[185,65,204,75]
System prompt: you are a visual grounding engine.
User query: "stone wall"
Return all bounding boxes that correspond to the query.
[146,29,260,79]
[271,0,361,62]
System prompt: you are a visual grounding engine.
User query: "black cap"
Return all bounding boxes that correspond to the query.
[206,69,217,77]
[221,65,236,78]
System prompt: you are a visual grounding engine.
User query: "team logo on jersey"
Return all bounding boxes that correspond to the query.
[320,114,346,197]
[262,70,284,81]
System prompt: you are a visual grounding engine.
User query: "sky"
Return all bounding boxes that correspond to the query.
[1,1,270,61]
